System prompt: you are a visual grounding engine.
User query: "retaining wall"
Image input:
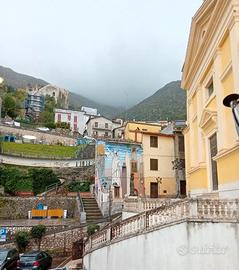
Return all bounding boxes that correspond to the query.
[0,196,77,219]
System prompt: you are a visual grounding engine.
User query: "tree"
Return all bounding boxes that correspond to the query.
[15,231,30,253]
[29,168,60,195]
[44,95,56,113]
[30,225,46,250]
[0,167,25,194]
[2,94,17,118]
[38,111,54,124]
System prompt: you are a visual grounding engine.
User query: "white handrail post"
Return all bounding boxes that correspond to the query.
[106,227,111,242]
[189,199,198,219]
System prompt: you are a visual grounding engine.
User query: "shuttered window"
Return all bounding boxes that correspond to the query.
[150,159,158,171]
[150,136,158,148]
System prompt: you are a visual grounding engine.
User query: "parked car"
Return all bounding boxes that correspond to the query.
[0,248,19,270]
[17,251,52,270]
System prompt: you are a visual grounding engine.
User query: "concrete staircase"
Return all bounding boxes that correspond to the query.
[82,197,103,223]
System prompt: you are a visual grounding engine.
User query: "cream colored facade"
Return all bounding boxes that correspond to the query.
[134,131,176,198]
[182,0,239,198]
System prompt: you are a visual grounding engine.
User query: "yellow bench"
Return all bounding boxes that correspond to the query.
[31,209,64,218]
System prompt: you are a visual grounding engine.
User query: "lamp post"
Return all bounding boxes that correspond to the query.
[223,94,239,136]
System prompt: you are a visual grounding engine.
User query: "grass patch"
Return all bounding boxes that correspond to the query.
[2,142,81,158]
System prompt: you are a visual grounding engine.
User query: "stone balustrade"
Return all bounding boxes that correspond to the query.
[85,198,239,254]
[123,196,180,213]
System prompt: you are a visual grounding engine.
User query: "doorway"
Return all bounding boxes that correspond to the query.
[180,180,186,197]
[150,182,158,198]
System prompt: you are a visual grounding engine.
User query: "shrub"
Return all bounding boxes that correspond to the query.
[87,224,100,236]
[30,225,46,250]
[45,122,56,129]
[15,231,30,253]
[68,182,90,192]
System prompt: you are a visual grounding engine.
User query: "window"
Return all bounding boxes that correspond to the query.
[131,147,137,160]
[150,136,158,148]
[105,132,108,137]
[95,122,98,127]
[105,123,109,129]
[57,114,61,122]
[68,114,71,121]
[74,116,77,122]
[74,124,77,131]
[209,133,218,191]
[178,136,185,153]
[207,81,214,98]
[94,131,98,136]
[114,187,120,198]
[150,159,158,171]
[131,161,137,173]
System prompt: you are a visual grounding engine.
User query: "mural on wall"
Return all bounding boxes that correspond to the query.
[95,141,143,197]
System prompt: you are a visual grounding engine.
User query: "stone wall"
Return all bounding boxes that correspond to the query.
[55,166,95,182]
[0,124,76,146]
[0,226,84,252]
[0,197,77,219]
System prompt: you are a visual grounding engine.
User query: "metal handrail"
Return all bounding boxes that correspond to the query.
[77,191,85,213]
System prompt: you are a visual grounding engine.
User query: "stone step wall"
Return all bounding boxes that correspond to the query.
[0,196,77,219]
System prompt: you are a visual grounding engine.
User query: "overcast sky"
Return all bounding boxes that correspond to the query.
[0,0,202,107]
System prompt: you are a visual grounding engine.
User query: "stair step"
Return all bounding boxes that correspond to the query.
[82,197,103,221]
[84,209,101,212]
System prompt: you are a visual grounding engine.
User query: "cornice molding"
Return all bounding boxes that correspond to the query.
[199,109,217,129]
[214,142,239,160]
[182,0,233,91]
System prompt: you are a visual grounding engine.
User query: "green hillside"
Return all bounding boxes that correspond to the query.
[122,81,186,121]
[0,65,123,119]
[0,66,48,88]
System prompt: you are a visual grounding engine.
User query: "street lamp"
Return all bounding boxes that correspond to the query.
[223,94,239,136]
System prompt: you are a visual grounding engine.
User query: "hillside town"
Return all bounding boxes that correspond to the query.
[0,0,239,270]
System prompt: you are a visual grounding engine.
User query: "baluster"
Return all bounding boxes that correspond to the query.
[218,203,222,218]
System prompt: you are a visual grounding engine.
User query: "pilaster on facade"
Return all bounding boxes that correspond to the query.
[229,20,239,93]
[213,49,225,152]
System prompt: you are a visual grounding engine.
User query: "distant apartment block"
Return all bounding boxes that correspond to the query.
[25,91,44,118]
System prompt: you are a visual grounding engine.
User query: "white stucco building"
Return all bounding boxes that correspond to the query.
[54,108,89,134]
[86,116,114,138]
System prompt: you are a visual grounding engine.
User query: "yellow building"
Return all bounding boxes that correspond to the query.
[130,129,177,198]
[124,121,163,141]
[141,132,177,198]
[182,0,239,198]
